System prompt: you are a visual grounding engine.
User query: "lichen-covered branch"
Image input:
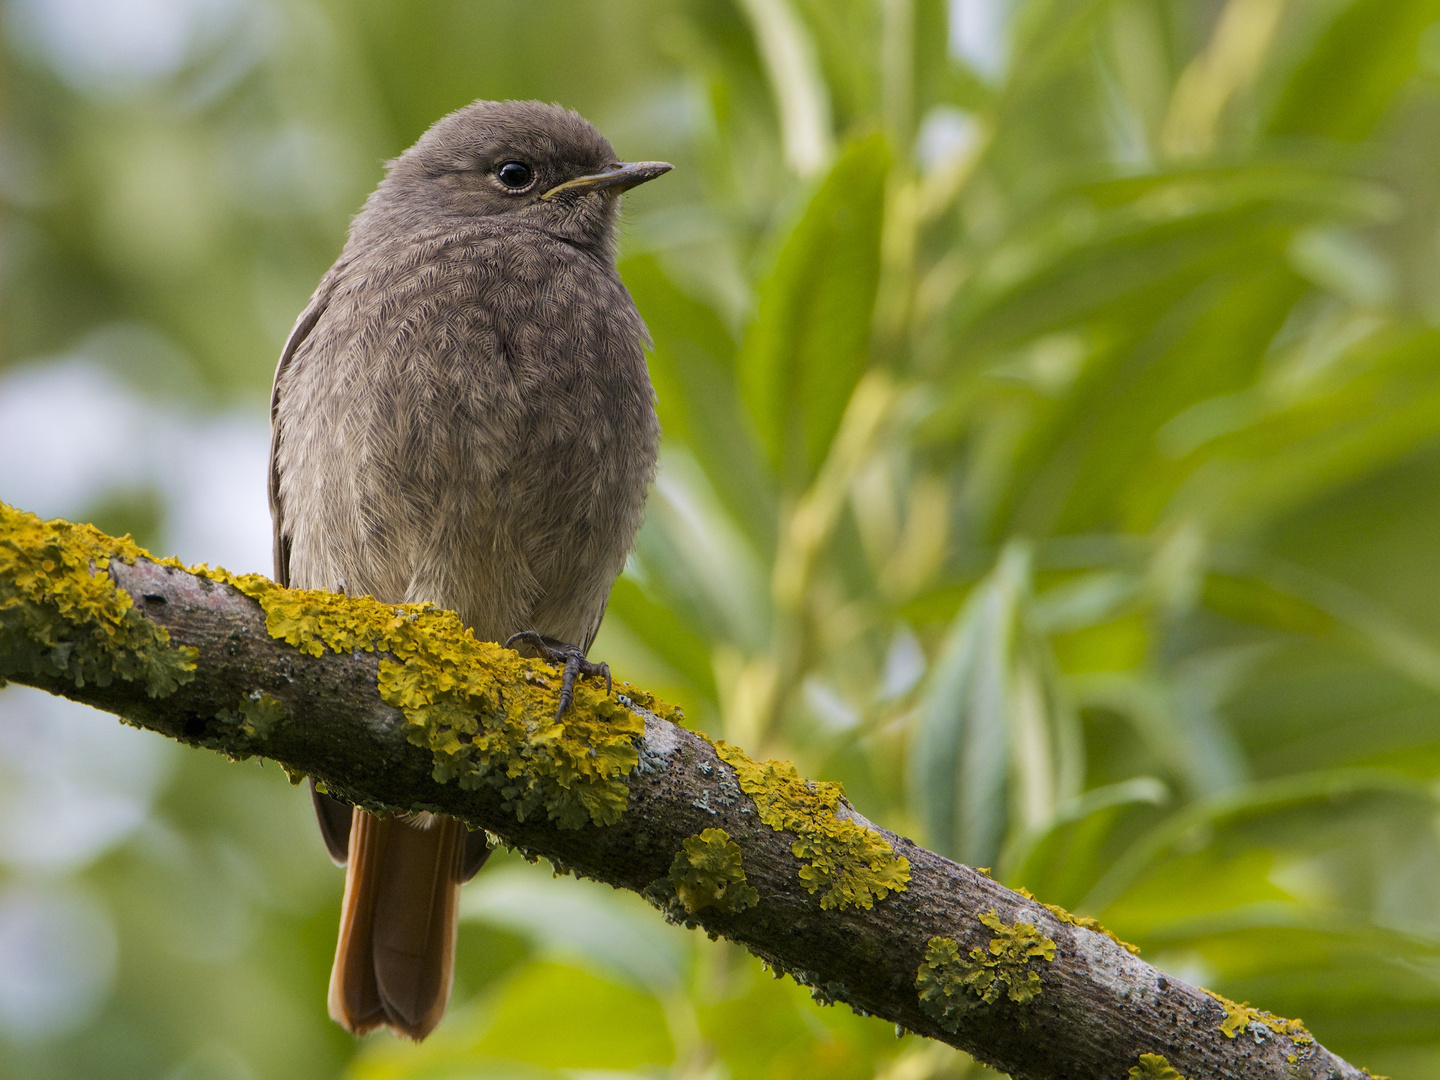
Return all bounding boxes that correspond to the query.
[0,503,1377,1080]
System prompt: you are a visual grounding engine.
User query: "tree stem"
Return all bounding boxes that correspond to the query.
[0,504,1370,1080]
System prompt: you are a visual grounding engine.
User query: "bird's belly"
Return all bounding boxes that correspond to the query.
[282,386,650,647]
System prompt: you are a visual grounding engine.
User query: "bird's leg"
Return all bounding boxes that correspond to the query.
[504,631,612,718]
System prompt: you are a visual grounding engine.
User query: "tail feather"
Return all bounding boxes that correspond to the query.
[328,810,466,1040]
[327,810,386,1034]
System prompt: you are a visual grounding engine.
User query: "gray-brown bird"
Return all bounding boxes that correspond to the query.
[267,99,668,1041]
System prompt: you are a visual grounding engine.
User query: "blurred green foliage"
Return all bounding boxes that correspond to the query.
[7,0,1440,1077]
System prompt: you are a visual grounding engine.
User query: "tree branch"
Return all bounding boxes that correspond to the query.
[0,503,1373,1080]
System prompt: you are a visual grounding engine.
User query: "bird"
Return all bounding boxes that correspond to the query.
[266,99,668,1041]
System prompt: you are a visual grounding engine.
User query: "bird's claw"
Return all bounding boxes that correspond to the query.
[504,631,612,718]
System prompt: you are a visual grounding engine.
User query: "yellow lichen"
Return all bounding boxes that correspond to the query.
[969,909,1056,1003]
[669,828,760,914]
[0,503,196,696]
[1015,886,1140,955]
[713,741,909,910]
[1129,1054,1187,1080]
[1203,989,1312,1044]
[915,910,1056,1030]
[207,570,648,828]
[1,503,655,830]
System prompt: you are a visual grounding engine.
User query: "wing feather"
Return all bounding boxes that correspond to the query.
[269,267,343,587]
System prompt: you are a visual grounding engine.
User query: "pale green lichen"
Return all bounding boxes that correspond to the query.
[215,690,286,740]
[668,828,760,914]
[915,910,1056,1031]
[1203,988,1312,1044]
[1128,1054,1187,1080]
[714,741,909,910]
[915,937,971,1031]
[1015,886,1140,955]
[0,503,196,695]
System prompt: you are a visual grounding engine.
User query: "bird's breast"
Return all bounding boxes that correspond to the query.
[276,226,659,638]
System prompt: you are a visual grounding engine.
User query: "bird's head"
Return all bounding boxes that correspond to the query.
[377,99,671,251]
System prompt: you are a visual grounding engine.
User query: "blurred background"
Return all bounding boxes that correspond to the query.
[4,0,1440,1076]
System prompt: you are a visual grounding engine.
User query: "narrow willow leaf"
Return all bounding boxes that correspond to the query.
[476,962,675,1068]
[1207,546,1440,695]
[620,256,777,551]
[909,584,985,861]
[1269,0,1440,142]
[1082,769,1440,914]
[948,167,1387,353]
[634,451,771,653]
[735,0,835,176]
[1002,776,1170,905]
[605,576,718,702]
[910,542,1030,864]
[739,133,891,489]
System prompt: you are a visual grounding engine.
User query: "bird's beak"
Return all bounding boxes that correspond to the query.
[541,161,673,201]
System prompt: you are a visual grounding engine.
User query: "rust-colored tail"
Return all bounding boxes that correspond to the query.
[328,810,467,1040]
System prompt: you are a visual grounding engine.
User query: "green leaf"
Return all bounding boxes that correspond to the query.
[913,0,991,112]
[477,962,674,1069]
[461,862,691,996]
[948,167,1386,352]
[1269,0,1440,142]
[697,956,900,1080]
[1003,0,1113,103]
[633,450,772,652]
[739,132,891,488]
[909,542,1030,864]
[1082,769,1440,914]
[620,255,777,549]
[1003,777,1170,907]
[604,575,718,701]
[1206,546,1440,695]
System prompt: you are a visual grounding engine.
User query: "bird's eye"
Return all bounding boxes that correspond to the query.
[496,161,533,190]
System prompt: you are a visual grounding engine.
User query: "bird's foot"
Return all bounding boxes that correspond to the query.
[504,631,612,718]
